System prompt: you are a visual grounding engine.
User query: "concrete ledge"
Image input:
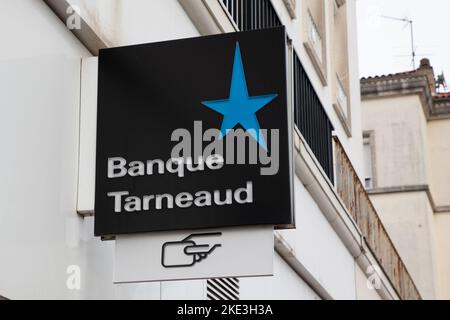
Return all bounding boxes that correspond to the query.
[178,0,237,35]
[274,232,332,300]
[43,0,106,55]
[369,185,450,214]
[361,73,450,120]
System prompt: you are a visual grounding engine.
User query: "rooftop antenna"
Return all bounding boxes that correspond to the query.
[380,15,416,69]
[436,72,447,93]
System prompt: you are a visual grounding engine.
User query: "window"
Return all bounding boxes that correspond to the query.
[331,0,352,137]
[303,0,327,85]
[363,133,376,190]
[282,0,296,19]
[336,75,348,118]
[307,11,323,65]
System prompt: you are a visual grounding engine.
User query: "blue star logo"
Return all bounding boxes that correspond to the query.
[201,42,278,151]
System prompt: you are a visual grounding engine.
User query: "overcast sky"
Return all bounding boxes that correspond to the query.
[357,0,450,87]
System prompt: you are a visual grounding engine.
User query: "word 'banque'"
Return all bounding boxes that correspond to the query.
[107,154,224,179]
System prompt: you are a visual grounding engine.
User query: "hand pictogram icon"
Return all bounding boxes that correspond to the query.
[161,232,222,268]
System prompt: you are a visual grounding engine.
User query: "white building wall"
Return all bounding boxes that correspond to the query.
[240,253,320,300]
[362,93,438,299]
[362,95,429,187]
[0,0,203,300]
[434,212,450,299]
[0,55,97,299]
[370,192,437,299]
[279,177,357,300]
[0,0,91,60]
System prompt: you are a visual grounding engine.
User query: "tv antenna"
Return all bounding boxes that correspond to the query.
[436,72,447,93]
[380,15,416,69]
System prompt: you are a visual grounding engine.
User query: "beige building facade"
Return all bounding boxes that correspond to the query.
[361,59,450,299]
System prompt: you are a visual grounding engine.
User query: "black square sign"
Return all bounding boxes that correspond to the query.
[95,27,294,236]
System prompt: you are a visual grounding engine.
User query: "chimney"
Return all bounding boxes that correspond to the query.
[420,58,431,68]
[418,58,436,94]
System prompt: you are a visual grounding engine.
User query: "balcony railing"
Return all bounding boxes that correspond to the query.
[221,0,282,31]
[334,137,421,300]
[294,55,334,183]
[220,0,334,183]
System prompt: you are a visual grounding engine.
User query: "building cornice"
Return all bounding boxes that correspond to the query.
[368,185,450,214]
[432,96,450,119]
[361,72,450,120]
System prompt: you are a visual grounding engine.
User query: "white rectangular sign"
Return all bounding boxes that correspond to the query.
[114,226,274,283]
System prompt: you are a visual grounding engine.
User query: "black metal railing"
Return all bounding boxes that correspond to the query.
[221,0,282,30]
[221,0,334,183]
[293,54,334,182]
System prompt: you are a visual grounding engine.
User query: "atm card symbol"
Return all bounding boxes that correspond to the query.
[161,232,222,268]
